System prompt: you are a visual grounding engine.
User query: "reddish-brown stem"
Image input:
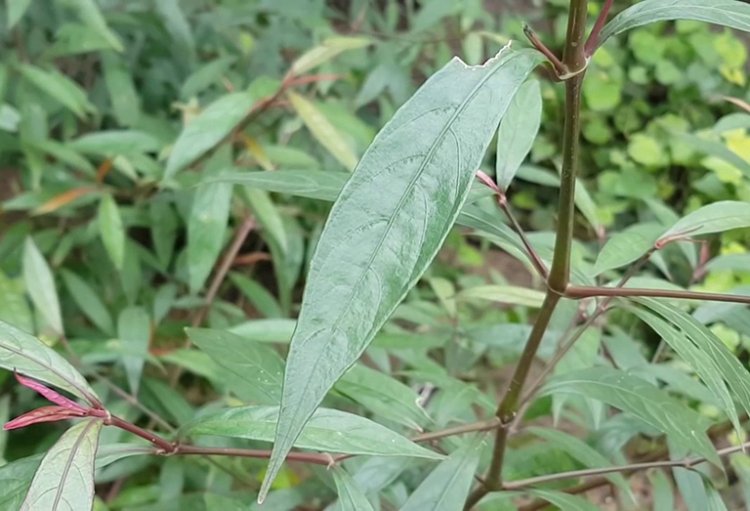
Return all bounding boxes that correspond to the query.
[584,0,614,56]
[107,415,175,453]
[565,285,750,305]
[523,25,566,77]
[498,194,548,279]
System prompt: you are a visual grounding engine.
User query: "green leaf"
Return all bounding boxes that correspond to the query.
[635,298,750,429]
[629,306,742,437]
[117,307,150,395]
[290,36,372,76]
[183,406,441,459]
[0,270,33,333]
[18,65,94,118]
[528,427,632,499]
[676,132,750,178]
[335,364,430,430]
[59,0,123,51]
[98,194,125,271]
[71,130,160,157]
[288,91,359,171]
[101,52,141,126]
[457,284,545,307]
[260,47,542,501]
[22,237,63,335]
[529,490,600,511]
[496,79,542,190]
[187,182,232,293]
[331,467,375,511]
[186,328,283,404]
[541,367,719,465]
[0,455,40,510]
[7,0,32,29]
[165,91,257,178]
[594,223,663,274]
[659,201,750,241]
[21,419,102,510]
[650,469,675,511]
[400,435,485,511]
[228,273,283,318]
[600,0,750,48]
[0,320,98,402]
[215,169,347,201]
[61,270,113,335]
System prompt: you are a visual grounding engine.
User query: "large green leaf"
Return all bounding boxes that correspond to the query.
[183,406,441,459]
[541,367,719,465]
[59,0,123,51]
[186,328,284,404]
[659,201,750,241]
[0,320,98,403]
[331,466,375,511]
[165,91,257,178]
[20,419,102,511]
[600,0,750,48]
[7,0,32,29]
[400,435,485,511]
[496,79,542,190]
[259,47,542,500]
[22,237,63,335]
[18,65,94,119]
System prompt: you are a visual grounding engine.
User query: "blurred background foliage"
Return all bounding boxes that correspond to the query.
[1,0,750,509]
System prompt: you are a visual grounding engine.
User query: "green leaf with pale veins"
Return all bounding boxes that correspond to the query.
[165,91,257,178]
[400,435,485,511]
[186,328,283,404]
[182,406,441,459]
[541,367,719,465]
[22,237,63,335]
[258,46,543,501]
[496,79,542,190]
[20,420,102,511]
[600,0,750,49]
[0,320,98,403]
[98,194,125,271]
[594,222,663,275]
[659,200,750,241]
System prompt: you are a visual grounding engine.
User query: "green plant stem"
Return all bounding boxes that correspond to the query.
[465,3,589,509]
[497,194,548,278]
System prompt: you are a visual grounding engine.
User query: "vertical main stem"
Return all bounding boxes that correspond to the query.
[466,2,589,508]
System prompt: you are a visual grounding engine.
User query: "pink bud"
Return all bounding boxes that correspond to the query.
[475,170,500,193]
[14,374,88,413]
[4,406,86,430]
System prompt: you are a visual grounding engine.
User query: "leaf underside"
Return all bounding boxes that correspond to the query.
[259,46,543,501]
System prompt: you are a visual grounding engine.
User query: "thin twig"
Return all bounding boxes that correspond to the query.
[498,193,548,279]
[583,0,614,56]
[506,439,750,495]
[565,285,750,305]
[523,25,566,77]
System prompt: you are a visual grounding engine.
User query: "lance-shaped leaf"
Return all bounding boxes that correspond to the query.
[529,490,600,511]
[182,406,441,459]
[400,435,485,511]
[20,419,102,511]
[290,36,372,76]
[0,320,98,404]
[594,222,663,275]
[541,367,719,465]
[331,466,375,511]
[23,237,63,335]
[599,0,750,49]
[259,46,542,501]
[496,79,542,190]
[658,201,750,242]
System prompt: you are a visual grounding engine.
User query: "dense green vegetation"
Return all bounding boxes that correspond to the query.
[2,1,750,509]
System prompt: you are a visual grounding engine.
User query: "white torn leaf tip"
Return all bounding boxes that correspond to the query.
[457,40,513,69]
